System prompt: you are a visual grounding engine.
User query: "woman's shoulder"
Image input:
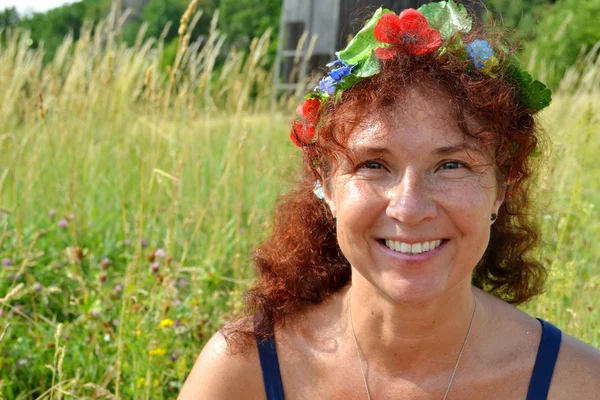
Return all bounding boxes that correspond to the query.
[178,324,266,400]
[549,330,600,399]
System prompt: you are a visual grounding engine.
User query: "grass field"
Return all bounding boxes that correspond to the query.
[0,6,599,400]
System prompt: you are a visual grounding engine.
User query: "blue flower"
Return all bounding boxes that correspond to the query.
[319,76,337,95]
[466,40,494,69]
[318,58,354,95]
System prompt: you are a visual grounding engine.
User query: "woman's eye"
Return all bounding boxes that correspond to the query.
[362,161,383,169]
[440,161,464,170]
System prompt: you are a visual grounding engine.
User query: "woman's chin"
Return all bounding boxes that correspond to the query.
[374,274,458,305]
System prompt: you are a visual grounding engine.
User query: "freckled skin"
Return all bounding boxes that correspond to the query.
[325,89,504,305]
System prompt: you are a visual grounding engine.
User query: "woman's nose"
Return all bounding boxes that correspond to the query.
[385,170,437,226]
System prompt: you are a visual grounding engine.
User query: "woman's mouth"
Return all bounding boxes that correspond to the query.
[381,238,448,255]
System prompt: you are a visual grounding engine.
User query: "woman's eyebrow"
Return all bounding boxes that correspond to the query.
[350,145,392,155]
[432,143,484,156]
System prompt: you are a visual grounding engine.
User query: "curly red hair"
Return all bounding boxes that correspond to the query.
[223,26,547,353]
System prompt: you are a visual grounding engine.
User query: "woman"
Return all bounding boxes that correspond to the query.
[180,2,600,399]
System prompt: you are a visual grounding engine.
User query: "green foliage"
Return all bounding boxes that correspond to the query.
[161,37,180,70]
[0,7,19,28]
[216,0,282,66]
[15,0,111,63]
[137,0,214,45]
[484,0,550,30]
[519,0,600,89]
[486,0,600,89]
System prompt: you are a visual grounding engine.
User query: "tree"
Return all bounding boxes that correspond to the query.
[216,0,282,66]
[0,7,20,28]
[16,0,112,63]
[136,0,214,45]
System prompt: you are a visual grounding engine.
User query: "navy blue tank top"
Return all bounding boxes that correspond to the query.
[256,318,561,400]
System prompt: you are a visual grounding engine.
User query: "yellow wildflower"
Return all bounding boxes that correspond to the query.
[148,348,166,357]
[159,318,174,328]
[136,377,145,388]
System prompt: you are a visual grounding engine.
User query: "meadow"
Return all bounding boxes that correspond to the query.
[0,4,599,400]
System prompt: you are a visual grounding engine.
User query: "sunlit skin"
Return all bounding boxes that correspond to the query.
[323,87,505,376]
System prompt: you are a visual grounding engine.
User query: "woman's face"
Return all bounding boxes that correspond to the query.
[324,88,504,304]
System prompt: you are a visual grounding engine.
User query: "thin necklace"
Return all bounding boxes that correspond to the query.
[347,288,478,400]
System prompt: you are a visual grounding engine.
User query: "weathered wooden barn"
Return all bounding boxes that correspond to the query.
[274,0,483,91]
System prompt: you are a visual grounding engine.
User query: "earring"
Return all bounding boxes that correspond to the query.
[491,213,497,222]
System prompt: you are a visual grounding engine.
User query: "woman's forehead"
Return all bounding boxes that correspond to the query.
[349,95,464,151]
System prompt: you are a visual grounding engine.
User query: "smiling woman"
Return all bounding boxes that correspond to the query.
[179,2,600,400]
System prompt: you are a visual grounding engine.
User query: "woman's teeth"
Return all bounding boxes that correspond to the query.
[384,239,443,255]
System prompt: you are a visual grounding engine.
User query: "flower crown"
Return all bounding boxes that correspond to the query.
[290,0,552,147]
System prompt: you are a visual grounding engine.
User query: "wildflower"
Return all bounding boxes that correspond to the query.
[466,39,499,76]
[33,282,42,292]
[177,278,188,287]
[0,309,5,317]
[147,252,156,262]
[67,213,75,220]
[374,9,442,59]
[136,329,142,336]
[155,248,166,258]
[99,272,108,283]
[91,310,101,318]
[150,262,160,274]
[159,318,175,328]
[100,257,110,270]
[170,352,179,362]
[136,377,145,389]
[58,219,68,228]
[148,347,167,357]
[2,258,12,267]
[49,209,56,218]
[141,239,148,249]
[114,284,124,293]
[290,98,321,147]
[318,59,353,95]
[75,247,84,260]
[171,299,182,307]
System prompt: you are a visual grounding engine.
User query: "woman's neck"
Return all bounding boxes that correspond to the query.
[346,272,486,380]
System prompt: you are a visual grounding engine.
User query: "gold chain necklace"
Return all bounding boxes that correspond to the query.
[347,287,477,400]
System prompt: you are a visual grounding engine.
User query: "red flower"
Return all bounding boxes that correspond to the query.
[290,98,321,147]
[373,9,442,59]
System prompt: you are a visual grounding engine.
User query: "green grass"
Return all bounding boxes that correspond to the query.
[0,7,599,400]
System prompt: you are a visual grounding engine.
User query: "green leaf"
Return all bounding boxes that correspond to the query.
[356,52,380,78]
[338,7,389,66]
[305,91,328,101]
[522,78,552,112]
[418,0,472,41]
[504,56,552,113]
[438,33,467,60]
[335,74,365,92]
